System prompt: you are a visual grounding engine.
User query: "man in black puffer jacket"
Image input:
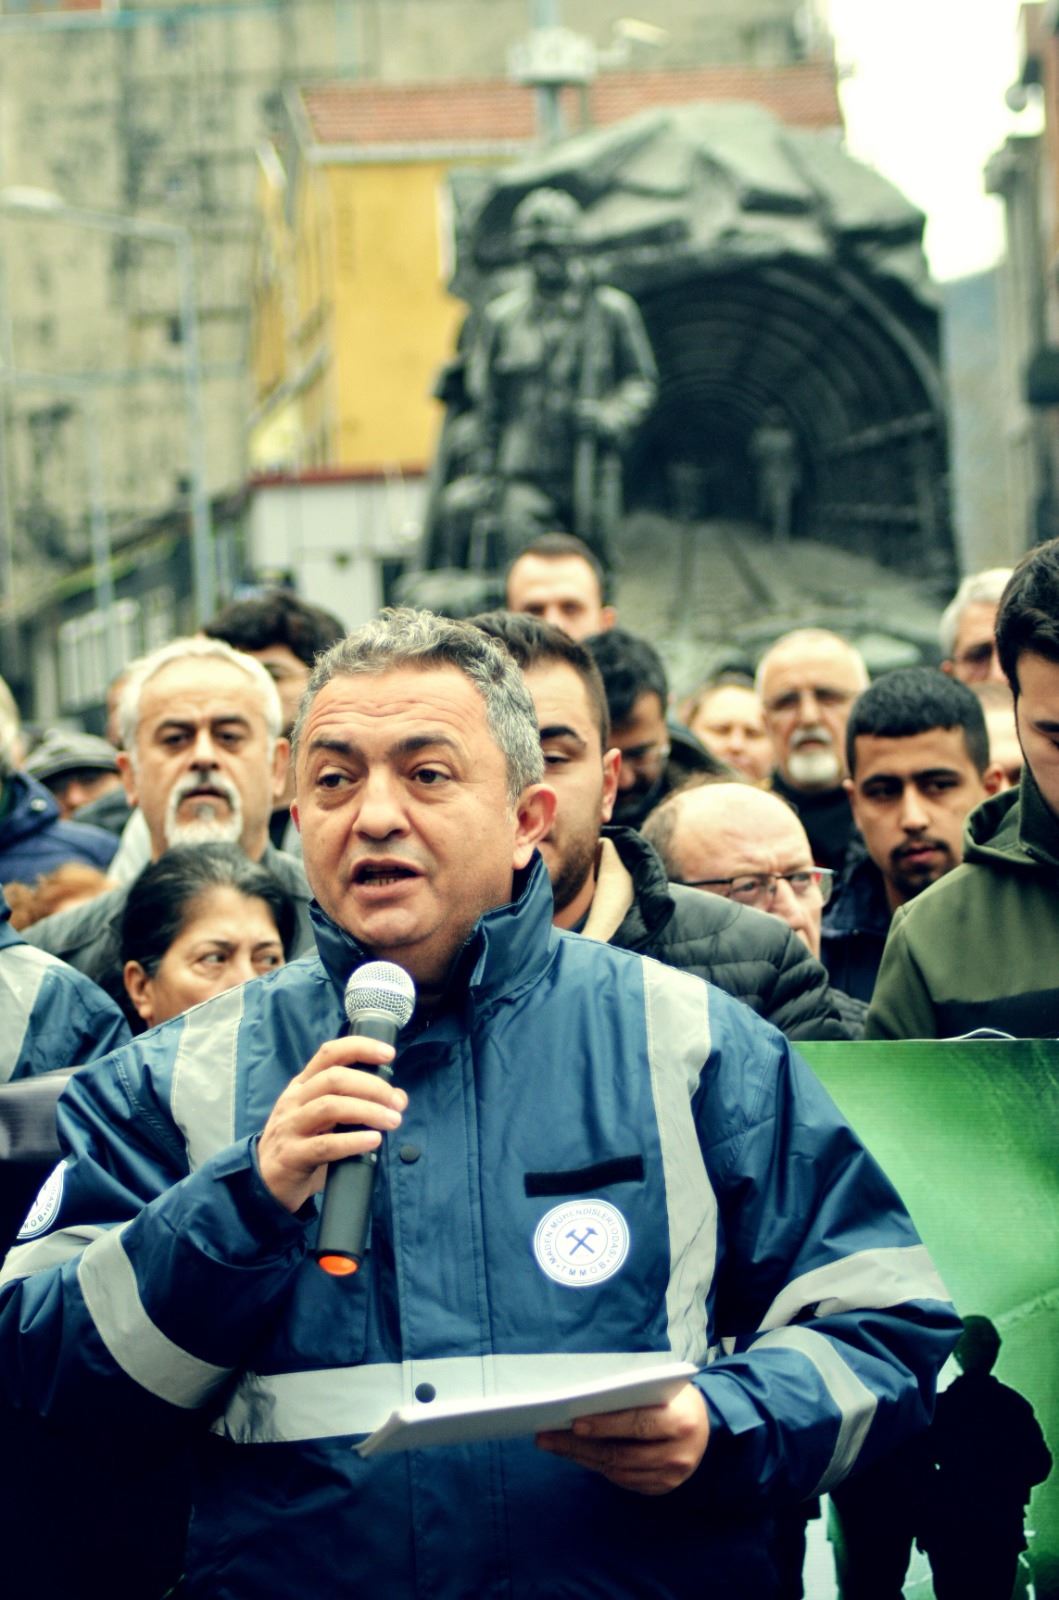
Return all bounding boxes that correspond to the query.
[473,612,853,1041]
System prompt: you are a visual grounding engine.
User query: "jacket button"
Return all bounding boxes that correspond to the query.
[398,1144,421,1164]
[414,1382,436,1403]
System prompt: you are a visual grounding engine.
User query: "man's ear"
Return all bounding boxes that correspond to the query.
[940,659,955,677]
[512,783,558,868]
[982,760,1006,797]
[271,737,291,804]
[116,749,139,808]
[600,747,621,824]
[599,605,618,632]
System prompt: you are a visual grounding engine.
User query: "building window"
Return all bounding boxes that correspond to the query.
[58,598,142,711]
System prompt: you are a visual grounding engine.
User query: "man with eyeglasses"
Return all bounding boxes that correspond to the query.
[823,670,1003,1006]
[756,629,869,874]
[939,568,1012,685]
[642,783,832,960]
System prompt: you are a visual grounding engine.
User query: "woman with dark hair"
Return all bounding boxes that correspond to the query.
[121,843,296,1029]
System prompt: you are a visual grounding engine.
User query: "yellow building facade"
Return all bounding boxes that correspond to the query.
[248,86,528,477]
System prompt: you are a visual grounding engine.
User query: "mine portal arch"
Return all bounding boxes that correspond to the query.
[627,255,950,581]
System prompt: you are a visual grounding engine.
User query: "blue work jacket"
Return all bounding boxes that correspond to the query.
[0,860,958,1598]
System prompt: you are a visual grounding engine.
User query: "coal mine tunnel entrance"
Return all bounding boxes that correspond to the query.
[625,258,951,579]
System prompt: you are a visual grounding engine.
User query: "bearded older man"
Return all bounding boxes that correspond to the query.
[757,628,869,873]
[23,636,314,1002]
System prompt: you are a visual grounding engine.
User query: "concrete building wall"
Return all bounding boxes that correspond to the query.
[0,0,342,596]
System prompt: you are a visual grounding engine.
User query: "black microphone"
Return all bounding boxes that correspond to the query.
[315,960,416,1277]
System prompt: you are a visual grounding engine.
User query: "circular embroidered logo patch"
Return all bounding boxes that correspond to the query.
[533,1200,630,1288]
[17,1160,67,1242]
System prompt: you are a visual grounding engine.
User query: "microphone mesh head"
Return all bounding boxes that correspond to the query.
[344,961,416,1029]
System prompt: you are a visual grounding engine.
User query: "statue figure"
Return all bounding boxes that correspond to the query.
[749,408,802,543]
[466,188,657,569]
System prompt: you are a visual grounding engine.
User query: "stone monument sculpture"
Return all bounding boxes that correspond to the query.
[465,187,657,570]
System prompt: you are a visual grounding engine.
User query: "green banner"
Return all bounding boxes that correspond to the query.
[799,1040,1059,1599]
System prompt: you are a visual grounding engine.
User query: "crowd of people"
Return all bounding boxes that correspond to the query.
[0,542,1052,1597]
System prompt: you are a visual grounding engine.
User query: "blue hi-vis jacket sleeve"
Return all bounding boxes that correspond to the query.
[0,915,130,1082]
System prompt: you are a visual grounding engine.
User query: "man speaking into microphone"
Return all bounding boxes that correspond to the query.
[0,611,958,1599]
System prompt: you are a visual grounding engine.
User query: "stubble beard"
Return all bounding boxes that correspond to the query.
[546,830,600,917]
[889,842,954,903]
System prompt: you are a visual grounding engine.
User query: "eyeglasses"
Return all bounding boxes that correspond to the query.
[679,868,834,909]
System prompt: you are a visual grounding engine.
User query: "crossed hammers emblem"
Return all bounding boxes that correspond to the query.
[566,1225,599,1256]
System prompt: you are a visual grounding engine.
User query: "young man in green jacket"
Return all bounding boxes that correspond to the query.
[867,537,1059,1038]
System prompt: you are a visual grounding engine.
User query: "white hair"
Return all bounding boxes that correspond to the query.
[938,568,1013,658]
[754,629,869,698]
[118,636,283,763]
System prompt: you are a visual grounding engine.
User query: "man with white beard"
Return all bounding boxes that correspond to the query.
[757,629,869,873]
[23,637,314,1003]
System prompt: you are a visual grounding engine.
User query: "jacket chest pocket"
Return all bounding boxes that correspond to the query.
[511,1155,669,1339]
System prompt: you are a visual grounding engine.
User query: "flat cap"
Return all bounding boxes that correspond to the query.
[23,728,119,783]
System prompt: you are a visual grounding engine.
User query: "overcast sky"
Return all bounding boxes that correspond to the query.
[826,0,1040,281]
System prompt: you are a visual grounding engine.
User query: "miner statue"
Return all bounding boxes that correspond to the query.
[467,187,657,571]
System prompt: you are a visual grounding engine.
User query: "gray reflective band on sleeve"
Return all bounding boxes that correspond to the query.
[749,1325,877,1492]
[215,1349,673,1444]
[641,959,717,1368]
[170,984,245,1171]
[0,944,52,1082]
[77,1225,232,1410]
[0,1223,114,1286]
[756,1244,952,1333]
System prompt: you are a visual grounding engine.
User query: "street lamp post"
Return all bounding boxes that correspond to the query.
[0,186,215,624]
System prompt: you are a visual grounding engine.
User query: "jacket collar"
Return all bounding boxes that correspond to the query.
[823,835,891,938]
[0,771,60,845]
[308,851,558,1015]
[581,837,635,944]
[964,765,1059,872]
[601,825,675,947]
[1015,763,1059,868]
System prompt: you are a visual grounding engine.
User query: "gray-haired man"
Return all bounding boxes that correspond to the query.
[24,635,314,998]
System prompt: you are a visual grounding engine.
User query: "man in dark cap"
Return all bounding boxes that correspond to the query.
[23,729,123,822]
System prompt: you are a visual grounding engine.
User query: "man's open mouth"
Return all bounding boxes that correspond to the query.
[352,862,420,886]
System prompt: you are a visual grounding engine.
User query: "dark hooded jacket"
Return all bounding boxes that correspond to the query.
[0,771,117,885]
[597,827,853,1040]
[821,836,893,1004]
[867,768,1059,1038]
